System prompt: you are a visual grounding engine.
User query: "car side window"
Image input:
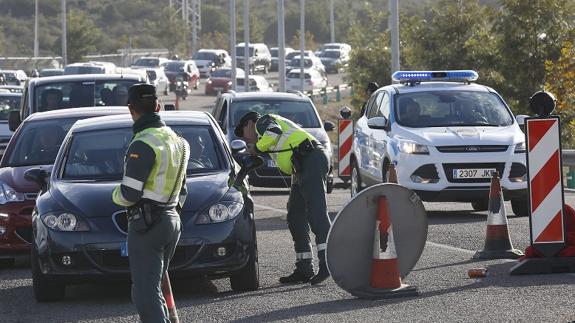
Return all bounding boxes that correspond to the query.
[378,92,390,118]
[220,99,228,133]
[367,92,384,119]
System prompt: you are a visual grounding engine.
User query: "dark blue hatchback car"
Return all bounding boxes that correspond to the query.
[27,111,260,301]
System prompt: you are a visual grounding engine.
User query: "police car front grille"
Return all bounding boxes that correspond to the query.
[436,145,509,153]
[443,163,505,183]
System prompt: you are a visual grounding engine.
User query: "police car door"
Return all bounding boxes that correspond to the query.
[367,91,390,182]
[363,92,385,183]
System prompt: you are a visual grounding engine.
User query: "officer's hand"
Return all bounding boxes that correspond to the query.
[247,143,258,156]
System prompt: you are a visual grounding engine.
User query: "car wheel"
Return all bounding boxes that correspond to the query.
[511,198,529,217]
[0,258,15,268]
[351,159,362,197]
[32,246,65,302]
[230,226,259,292]
[471,199,489,212]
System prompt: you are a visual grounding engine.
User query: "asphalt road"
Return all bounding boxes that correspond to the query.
[2,81,575,322]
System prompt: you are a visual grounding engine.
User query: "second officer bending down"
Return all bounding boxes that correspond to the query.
[235,111,331,285]
[112,83,190,322]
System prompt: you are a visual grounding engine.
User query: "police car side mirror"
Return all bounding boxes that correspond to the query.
[324,121,335,132]
[516,114,528,133]
[367,116,389,131]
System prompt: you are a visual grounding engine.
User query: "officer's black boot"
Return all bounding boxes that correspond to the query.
[279,259,314,284]
[310,250,330,285]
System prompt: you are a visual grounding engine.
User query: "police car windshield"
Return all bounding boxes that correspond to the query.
[394,91,514,128]
[6,118,77,167]
[230,100,321,129]
[61,126,223,180]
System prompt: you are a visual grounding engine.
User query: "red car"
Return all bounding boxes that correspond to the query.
[164,60,201,92]
[0,107,127,267]
[205,68,245,95]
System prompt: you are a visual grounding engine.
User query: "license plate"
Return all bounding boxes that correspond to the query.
[213,87,223,91]
[453,168,496,179]
[267,159,276,167]
[120,241,128,257]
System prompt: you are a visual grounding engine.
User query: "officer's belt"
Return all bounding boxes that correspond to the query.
[266,139,323,153]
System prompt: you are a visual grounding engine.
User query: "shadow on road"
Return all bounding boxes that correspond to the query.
[250,190,290,196]
[426,210,487,225]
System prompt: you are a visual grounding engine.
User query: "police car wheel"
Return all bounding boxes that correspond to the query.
[230,226,259,291]
[350,159,362,197]
[471,199,489,212]
[511,198,529,217]
[32,246,65,302]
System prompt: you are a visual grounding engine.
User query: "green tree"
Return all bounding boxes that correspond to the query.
[289,30,317,51]
[544,41,575,148]
[54,10,102,63]
[148,7,190,57]
[494,0,575,113]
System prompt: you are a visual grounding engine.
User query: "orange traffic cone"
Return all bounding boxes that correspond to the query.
[161,272,180,323]
[387,164,398,184]
[370,196,402,289]
[473,171,523,259]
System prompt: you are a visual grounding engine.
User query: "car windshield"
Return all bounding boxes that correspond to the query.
[0,94,21,121]
[235,47,254,56]
[164,62,185,72]
[34,79,139,111]
[61,125,223,180]
[287,72,311,80]
[289,59,313,68]
[6,118,78,167]
[211,69,232,78]
[395,91,514,128]
[321,51,341,58]
[133,58,159,67]
[193,52,216,60]
[230,100,320,128]
[64,66,105,75]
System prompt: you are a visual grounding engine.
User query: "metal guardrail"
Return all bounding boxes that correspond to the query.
[306,83,350,97]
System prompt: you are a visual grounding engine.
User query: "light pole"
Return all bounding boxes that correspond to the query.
[277,0,286,92]
[230,0,237,90]
[61,0,67,66]
[34,0,39,59]
[389,0,400,81]
[243,0,250,88]
[299,0,305,91]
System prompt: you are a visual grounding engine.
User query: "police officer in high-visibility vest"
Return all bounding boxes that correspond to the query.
[235,111,331,285]
[112,83,190,322]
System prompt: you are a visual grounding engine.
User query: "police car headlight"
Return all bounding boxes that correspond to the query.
[42,212,90,232]
[397,139,429,155]
[514,142,526,154]
[196,201,244,224]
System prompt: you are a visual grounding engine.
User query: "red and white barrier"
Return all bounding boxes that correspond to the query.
[526,117,565,255]
[338,119,353,177]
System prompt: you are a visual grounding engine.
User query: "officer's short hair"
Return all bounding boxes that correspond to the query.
[234,111,261,138]
[128,83,157,114]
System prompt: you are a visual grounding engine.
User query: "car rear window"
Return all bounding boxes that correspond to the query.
[61,125,223,180]
[0,94,21,121]
[34,79,139,111]
[395,91,514,128]
[6,118,78,167]
[193,52,216,60]
[133,58,159,67]
[230,99,320,128]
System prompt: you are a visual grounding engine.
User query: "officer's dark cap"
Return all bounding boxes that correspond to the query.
[234,111,261,138]
[128,83,157,104]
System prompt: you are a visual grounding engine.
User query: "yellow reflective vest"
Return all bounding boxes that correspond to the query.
[255,114,317,175]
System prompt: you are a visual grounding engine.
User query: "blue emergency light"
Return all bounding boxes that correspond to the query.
[392,70,479,83]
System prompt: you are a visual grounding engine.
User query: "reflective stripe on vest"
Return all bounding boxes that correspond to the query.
[132,127,188,205]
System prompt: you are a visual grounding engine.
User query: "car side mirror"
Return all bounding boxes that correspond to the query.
[360,104,367,116]
[367,116,390,131]
[24,168,49,192]
[231,139,247,154]
[516,114,529,132]
[164,104,176,111]
[234,155,264,187]
[324,121,335,132]
[9,110,21,132]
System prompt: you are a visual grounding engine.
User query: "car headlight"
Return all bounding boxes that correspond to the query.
[0,182,25,204]
[41,212,90,232]
[196,201,244,224]
[397,139,429,155]
[207,80,212,84]
[514,142,526,153]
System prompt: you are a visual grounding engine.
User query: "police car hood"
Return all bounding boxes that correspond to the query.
[50,171,230,218]
[396,125,523,146]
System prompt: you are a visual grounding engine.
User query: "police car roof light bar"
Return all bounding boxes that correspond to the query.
[392,70,479,84]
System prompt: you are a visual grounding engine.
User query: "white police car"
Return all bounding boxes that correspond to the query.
[350,70,529,216]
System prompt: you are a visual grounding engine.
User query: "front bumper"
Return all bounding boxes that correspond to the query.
[34,212,254,282]
[0,200,36,258]
[393,148,528,202]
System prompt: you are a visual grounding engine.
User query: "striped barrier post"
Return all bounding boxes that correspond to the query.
[338,118,353,178]
[526,116,565,256]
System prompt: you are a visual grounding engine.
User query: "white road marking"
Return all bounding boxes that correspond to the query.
[255,203,287,214]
